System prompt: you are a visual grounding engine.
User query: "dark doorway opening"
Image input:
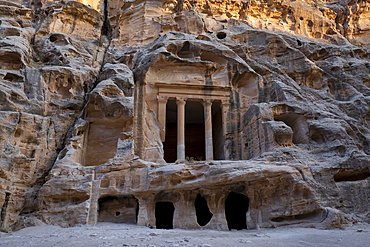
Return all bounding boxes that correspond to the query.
[163,99,225,162]
[136,201,139,223]
[98,195,139,224]
[155,201,175,229]
[185,101,205,160]
[194,194,213,226]
[212,102,224,160]
[225,192,249,230]
[0,193,10,227]
[164,99,177,163]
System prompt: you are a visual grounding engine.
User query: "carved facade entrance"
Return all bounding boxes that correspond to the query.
[156,83,231,162]
[133,39,259,163]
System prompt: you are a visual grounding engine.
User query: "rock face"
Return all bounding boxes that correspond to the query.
[0,0,369,231]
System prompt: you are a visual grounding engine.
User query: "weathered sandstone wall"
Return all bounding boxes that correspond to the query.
[0,0,369,231]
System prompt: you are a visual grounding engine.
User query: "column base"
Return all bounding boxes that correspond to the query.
[175,159,186,164]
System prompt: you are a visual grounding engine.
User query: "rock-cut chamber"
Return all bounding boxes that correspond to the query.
[98,195,139,224]
[155,201,175,229]
[225,193,249,230]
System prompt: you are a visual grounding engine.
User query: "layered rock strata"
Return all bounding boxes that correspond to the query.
[0,0,369,231]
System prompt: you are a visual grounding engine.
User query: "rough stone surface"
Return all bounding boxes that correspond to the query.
[0,0,369,233]
[1,222,370,247]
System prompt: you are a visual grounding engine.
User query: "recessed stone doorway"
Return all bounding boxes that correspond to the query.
[155,201,175,229]
[225,192,249,230]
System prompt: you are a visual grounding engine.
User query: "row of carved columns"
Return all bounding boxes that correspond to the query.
[157,96,230,162]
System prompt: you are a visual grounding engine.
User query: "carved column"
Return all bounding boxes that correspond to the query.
[157,95,168,142]
[176,97,187,162]
[202,99,213,160]
[221,99,230,159]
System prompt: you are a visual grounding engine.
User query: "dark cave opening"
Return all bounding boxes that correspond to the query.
[334,168,370,182]
[217,32,227,39]
[194,194,213,226]
[225,192,249,230]
[155,201,175,229]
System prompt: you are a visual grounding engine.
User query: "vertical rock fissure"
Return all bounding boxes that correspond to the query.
[0,193,11,227]
[102,0,112,38]
[30,3,46,46]
[85,0,112,100]
[27,0,114,212]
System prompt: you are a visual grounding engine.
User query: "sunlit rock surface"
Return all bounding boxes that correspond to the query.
[0,0,369,231]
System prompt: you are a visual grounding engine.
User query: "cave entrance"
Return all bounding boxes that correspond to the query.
[155,201,175,229]
[98,195,139,224]
[225,192,249,230]
[194,194,213,226]
[185,101,205,161]
[0,193,10,227]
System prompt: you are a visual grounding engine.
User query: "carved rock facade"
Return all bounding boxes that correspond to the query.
[0,0,369,231]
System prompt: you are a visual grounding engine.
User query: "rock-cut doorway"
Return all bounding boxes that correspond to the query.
[155,201,175,229]
[225,192,249,230]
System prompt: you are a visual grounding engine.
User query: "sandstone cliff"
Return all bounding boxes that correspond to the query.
[0,0,369,231]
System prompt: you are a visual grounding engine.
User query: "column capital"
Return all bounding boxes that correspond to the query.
[157,95,168,103]
[201,99,213,107]
[176,97,187,105]
[221,99,230,109]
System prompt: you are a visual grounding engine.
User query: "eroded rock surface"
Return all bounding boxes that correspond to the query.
[0,0,369,232]
[0,0,107,229]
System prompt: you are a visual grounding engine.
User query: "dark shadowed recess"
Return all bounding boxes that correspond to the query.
[155,201,175,229]
[334,168,370,182]
[194,194,213,226]
[225,192,249,230]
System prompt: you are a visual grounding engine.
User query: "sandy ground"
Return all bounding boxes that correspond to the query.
[0,223,369,247]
